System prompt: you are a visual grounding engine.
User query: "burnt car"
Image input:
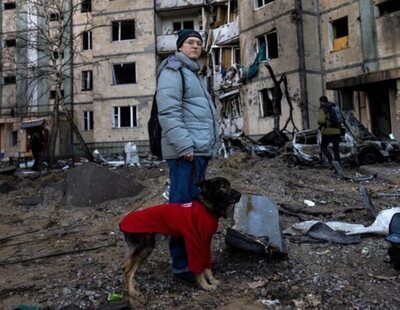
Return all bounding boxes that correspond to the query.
[221,133,281,158]
[283,111,400,166]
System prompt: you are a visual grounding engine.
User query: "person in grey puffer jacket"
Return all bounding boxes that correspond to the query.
[156,29,219,284]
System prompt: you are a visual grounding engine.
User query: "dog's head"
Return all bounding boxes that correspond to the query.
[197,177,241,218]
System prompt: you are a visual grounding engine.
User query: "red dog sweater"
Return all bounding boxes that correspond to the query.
[119,200,218,275]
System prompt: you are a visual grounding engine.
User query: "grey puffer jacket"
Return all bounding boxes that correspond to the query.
[156,52,219,159]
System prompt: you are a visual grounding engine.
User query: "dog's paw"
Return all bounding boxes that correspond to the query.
[204,268,219,286]
[199,282,217,291]
[208,278,220,286]
[196,273,217,291]
[128,288,140,298]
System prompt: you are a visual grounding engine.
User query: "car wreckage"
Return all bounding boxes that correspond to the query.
[283,111,400,166]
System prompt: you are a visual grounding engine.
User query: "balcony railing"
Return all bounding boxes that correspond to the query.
[211,17,239,46]
[155,0,204,11]
[156,31,206,54]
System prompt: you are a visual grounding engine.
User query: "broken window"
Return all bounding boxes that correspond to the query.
[3,2,16,10]
[233,47,240,64]
[257,29,279,60]
[82,31,92,50]
[81,70,93,91]
[212,47,239,72]
[3,39,16,47]
[173,21,195,32]
[49,90,64,99]
[377,0,400,15]
[52,51,64,59]
[259,88,281,117]
[83,111,94,131]
[339,90,354,112]
[112,106,138,128]
[213,48,221,71]
[10,130,18,146]
[222,94,242,118]
[3,76,16,84]
[254,0,274,9]
[49,12,62,21]
[81,0,91,13]
[112,20,135,41]
[111,63,136,85]
[331,16,349,51]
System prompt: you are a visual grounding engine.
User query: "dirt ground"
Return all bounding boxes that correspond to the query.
[1,154,400,309]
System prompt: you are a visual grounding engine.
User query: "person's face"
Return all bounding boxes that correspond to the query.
[179,37,202,59]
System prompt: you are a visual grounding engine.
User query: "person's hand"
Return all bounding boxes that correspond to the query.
[183,152,194,161]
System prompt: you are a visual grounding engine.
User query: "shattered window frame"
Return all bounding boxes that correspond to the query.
[83,110,94,131]
[256,29,279,60]
[222,94,242,119]
[212,47,239,72]
[172,20,195,32]
[259,88,281,117]
[111,62,136,85]
[81,70,93,91]
[112,106,138,128]
[82,31,92,50]
[3,76,16,84]
[3,2,16,10]
[81,0,92,13]
[376,0,400,16]
[3,38,16,47]
[112,20,135,41]
[10,130,18,146]
[330,16,349,52]
[254,0,274,9]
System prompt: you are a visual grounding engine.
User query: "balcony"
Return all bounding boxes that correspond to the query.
[211,17,239,46]
[156,31,207,54]
[155,0,204,11]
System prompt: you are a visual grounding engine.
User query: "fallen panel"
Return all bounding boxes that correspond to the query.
[358,186,378,219]
[306,222,361,245]
[332,161,375,181]
[225,194,286,257]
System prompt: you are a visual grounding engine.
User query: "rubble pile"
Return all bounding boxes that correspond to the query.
[1,156,400,309]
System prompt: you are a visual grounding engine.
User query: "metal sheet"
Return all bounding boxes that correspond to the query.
[226,194,285,254]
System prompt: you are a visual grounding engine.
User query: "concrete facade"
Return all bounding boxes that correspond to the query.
[239,0,400,140]
[1,0,399,160]
[72,0,156,153]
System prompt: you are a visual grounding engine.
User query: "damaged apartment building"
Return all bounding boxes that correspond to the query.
[1,0,399,160]
[239,0,400,141]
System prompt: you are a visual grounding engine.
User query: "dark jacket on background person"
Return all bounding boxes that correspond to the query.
[318,102,341,136]
[156,52,219,159]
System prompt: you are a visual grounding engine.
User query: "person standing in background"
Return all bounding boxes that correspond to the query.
[318,95,342,164]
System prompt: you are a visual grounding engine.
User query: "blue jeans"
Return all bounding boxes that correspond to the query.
[166,156,209,273]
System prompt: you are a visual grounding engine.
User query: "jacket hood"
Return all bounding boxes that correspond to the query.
[157,52,201,77]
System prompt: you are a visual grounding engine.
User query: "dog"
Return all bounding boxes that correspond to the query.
[119,177,241,297]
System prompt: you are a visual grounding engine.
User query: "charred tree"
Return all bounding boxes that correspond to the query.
[264,63,299,136]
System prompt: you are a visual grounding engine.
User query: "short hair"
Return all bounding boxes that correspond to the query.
[319,96,328,103]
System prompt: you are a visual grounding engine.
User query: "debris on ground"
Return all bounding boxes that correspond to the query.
[1,155,400,309]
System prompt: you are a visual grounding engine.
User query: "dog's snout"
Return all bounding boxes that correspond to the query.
[229,189,241,204]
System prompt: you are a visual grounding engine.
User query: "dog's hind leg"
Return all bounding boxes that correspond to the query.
[124,234,155,297]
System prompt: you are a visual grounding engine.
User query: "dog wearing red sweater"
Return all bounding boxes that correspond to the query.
[119,177,241,297]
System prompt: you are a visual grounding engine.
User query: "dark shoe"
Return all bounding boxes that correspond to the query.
[173,271,196,286]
